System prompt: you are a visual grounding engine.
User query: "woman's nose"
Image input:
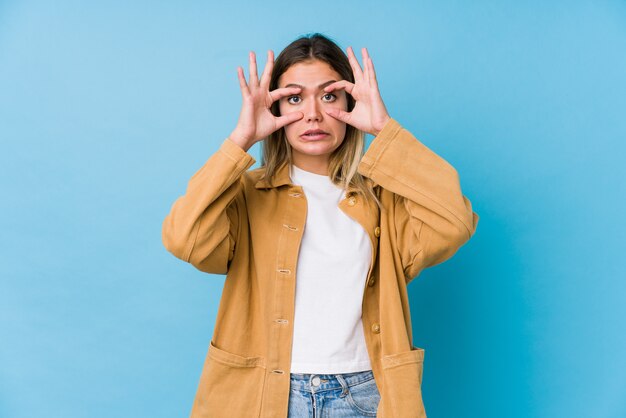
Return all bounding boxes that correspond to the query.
[304,100,322,122]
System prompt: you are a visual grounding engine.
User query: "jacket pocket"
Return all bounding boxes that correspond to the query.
[191,341,267,418]
[380,346,427,418]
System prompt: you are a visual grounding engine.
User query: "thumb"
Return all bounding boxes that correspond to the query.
[325,108,351,124]
[275,111,303,129]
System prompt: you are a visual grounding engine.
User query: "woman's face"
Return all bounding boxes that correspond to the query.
[277,59,348,170]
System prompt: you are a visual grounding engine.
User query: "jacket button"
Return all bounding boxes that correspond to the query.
[348,197,356,206]
[374,226,380,237]
[371,323,380,333]
[368,277,376,287]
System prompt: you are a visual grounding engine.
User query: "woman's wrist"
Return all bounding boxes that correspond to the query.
[372,115,392,136]
[228,131,253,152]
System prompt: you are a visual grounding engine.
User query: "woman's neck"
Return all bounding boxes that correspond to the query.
[291,154,329,175]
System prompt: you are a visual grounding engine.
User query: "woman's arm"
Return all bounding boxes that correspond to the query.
[324,46,478,283]
[161,139,255,274]
[358,118,479,282]
[162,49,303,274]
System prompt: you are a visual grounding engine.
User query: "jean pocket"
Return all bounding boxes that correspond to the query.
[346,377,381,417]
[191,341,267,418]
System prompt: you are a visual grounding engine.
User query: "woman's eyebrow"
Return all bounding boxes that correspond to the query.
[283,80,337,90]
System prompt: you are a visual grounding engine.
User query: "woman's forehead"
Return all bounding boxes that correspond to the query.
[278,60,342,88]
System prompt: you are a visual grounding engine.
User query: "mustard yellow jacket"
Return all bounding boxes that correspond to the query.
[162,118,479,418]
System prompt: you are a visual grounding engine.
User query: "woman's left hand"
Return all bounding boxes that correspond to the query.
[323,46,391,136]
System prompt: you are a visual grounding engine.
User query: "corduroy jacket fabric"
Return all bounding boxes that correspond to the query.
[162,117,479,418]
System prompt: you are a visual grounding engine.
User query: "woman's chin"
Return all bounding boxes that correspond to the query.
[293,144,336,156]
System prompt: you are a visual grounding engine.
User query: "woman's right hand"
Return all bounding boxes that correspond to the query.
[228,50,304,151]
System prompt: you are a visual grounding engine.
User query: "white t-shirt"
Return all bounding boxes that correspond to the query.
[288,163,373,374]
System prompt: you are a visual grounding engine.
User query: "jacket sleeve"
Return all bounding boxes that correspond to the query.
[357,118,479,283]
[161,138,256,274]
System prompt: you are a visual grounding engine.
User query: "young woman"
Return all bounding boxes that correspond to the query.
[162,33,479,418]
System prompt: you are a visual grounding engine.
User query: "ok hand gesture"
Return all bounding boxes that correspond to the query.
[229,51,304,151]
[323,47,391,136]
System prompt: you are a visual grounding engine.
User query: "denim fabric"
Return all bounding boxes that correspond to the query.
[288,369,381,417]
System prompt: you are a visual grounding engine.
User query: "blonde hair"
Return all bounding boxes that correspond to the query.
[260,33,381,209]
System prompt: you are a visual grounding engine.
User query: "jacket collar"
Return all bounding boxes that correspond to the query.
[254,162,293,189]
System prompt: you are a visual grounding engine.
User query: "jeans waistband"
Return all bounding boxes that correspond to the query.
[289,369,375,393]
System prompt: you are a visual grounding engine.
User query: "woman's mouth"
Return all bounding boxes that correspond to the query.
[300,130,329,141]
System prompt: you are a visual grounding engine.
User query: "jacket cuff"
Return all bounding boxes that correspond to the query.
[359,117,457,178]
[219,137,257,167]
[188,138,256,186]
[360,118,403,176]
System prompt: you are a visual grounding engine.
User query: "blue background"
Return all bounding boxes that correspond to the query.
[1,1,625,417]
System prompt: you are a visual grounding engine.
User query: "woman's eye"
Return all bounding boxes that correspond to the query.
[286,93,335,104]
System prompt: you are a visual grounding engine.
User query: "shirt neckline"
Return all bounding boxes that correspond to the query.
[290,164,345,193]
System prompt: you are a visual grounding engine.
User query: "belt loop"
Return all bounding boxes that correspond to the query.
[335,374,349,397]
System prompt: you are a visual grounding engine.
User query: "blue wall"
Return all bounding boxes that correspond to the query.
[1,1,625,417]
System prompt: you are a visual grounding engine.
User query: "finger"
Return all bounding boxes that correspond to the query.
[362,48,377,86]
[323,80,354,95]
[325,107,352,124]
[268,86,302,103]
[367,55,378,87]
[237,66,250,98]
[362,48,370,84]
[249,51,259,85]
[346,46,364,83]
[260,50,274,90]
[275,111,303,129]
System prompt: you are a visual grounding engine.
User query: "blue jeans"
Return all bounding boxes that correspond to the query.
[288,369,381,417]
